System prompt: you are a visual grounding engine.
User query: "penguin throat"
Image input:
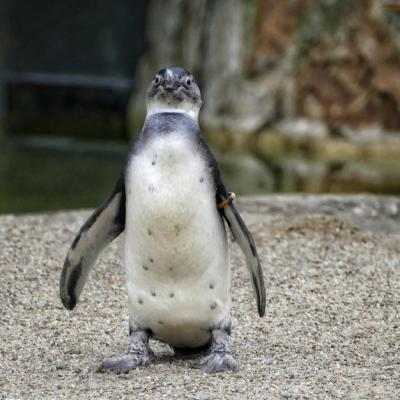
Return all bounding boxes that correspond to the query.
[146,101,199,120]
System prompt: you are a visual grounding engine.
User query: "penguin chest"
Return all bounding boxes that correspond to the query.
[124,134,230,347]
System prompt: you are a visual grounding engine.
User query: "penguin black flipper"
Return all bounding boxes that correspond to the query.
[220,202,266,317]
[198,138,266,317]
[60,172,126,310]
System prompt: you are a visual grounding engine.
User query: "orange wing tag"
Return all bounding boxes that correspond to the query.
[217,192,236,209]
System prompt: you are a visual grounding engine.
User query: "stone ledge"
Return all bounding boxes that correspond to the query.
[238,194,400,233]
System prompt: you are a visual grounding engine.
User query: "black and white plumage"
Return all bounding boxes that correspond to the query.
[60,67,266,373]
[60,173,125,311]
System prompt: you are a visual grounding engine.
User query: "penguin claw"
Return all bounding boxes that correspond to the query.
[197,352,239,374]
[98,353,154,374]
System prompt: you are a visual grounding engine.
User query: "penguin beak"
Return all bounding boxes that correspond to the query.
[162,79,174,91]
[162,69,178,91]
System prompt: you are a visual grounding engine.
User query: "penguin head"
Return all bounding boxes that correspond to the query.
[146,67,202,119]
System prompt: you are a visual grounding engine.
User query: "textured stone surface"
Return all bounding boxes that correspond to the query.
[250,0,400,131]
[131,0,400,135]
[1,195,400,399]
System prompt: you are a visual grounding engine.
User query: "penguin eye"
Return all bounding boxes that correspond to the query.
[186,78,192,86]
[154,76,160,85]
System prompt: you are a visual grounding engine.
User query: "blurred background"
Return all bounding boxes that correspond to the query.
[1,0,400,214]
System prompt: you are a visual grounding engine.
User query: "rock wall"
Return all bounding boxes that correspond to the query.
[130,0,400,134]
[250,0,400,131]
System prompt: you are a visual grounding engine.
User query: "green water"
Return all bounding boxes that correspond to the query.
[0,135,272,215]
[0,136,128,214]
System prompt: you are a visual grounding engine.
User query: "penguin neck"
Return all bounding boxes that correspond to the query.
[145,102,199,121]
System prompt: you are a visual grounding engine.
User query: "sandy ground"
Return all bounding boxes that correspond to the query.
[0,195,399,399]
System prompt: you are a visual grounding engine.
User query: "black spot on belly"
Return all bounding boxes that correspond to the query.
[209,283,215,289]
[148,229,152,236]
[210,301,217,310]
[174,224,181,236]
[152,161,156,166]
[169,292,174,298]
[199,177,204,183]
[138,298,143,305]
[158,320,164,325]
[142,265,148,271]
[149,258,154,263]
[151,290,156,297]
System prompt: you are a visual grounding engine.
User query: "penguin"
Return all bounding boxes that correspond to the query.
[60,67,266,374]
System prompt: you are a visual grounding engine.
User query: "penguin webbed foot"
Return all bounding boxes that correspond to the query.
[98,328,154,374]
[98,352,154,374]
[198,351,238,373]
[197,328,238,373]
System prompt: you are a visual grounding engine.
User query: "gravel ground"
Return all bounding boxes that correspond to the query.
[1,195,399,399]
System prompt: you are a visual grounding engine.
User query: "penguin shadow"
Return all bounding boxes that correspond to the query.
[153,342,211,368]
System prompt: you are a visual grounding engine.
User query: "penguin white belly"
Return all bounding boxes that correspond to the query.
[124,133,230,348]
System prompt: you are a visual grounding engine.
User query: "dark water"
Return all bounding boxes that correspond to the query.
[0,135,272,215]
[0,136,128,214]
